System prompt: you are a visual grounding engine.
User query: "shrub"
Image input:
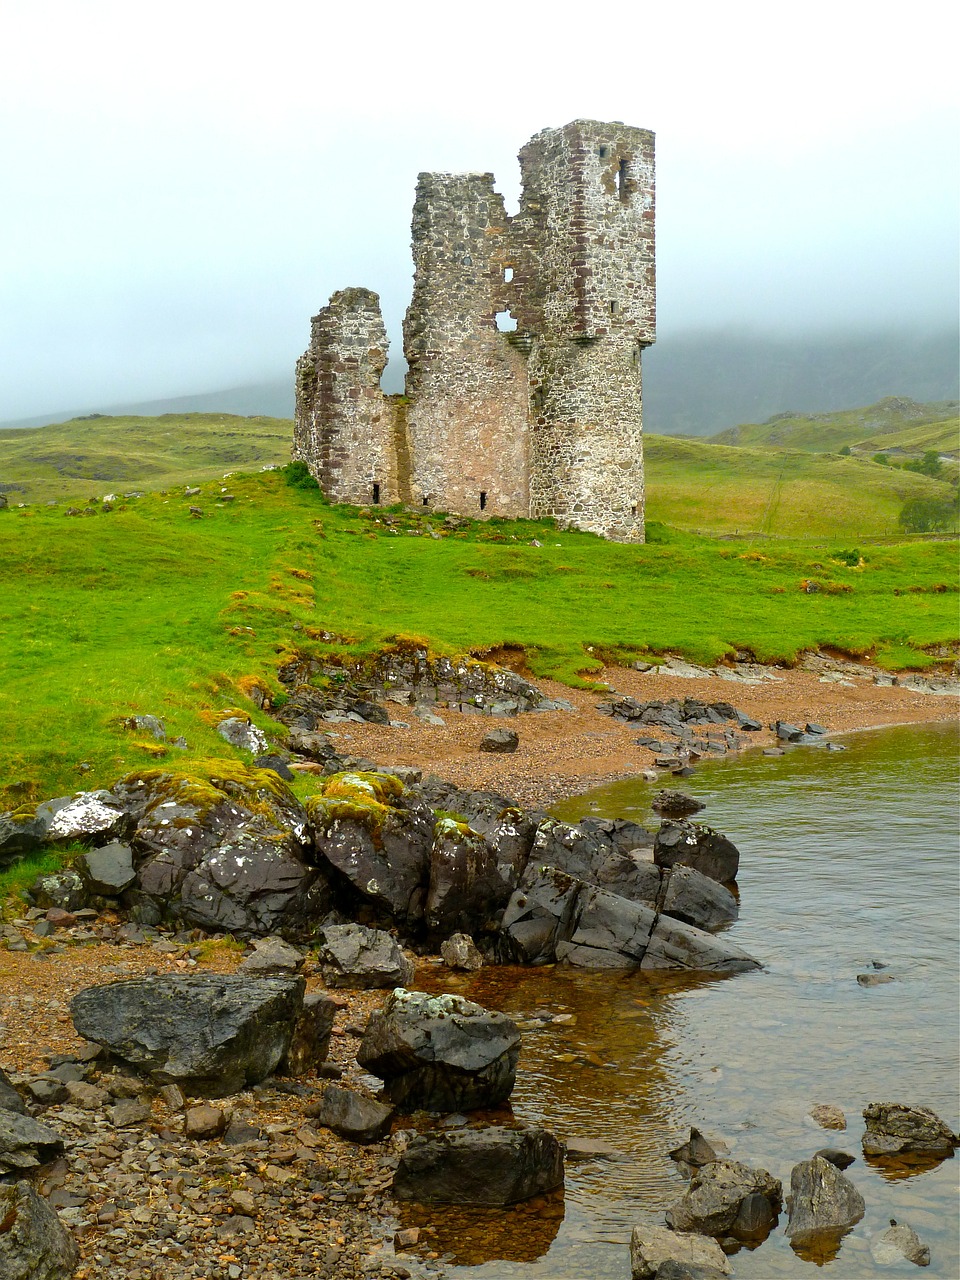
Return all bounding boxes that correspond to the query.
[282,460,320,492]
[898,495,959,533]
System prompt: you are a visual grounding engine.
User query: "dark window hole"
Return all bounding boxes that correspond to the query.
[372,482,380,504]
[480,491,487,511]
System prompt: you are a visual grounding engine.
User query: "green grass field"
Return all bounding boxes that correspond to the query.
[2,464,957,810]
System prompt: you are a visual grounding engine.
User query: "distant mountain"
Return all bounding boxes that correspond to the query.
[641,327,959,436]
[3,326,957,436]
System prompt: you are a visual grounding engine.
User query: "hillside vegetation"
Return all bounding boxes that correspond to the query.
[710,396,959,459]
[1,466,957,809]
[2,410,956,538]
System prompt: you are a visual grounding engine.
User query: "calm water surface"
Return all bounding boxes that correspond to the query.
[407,721,960,1278]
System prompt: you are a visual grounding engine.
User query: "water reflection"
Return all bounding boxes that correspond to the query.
[406,723,960,1278]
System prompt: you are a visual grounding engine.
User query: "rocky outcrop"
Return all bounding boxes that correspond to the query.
[356,989,521,1111]
[665,1158,782,1241]
[862,1102,959,1160]
[70,973,305,1097]
[392,1126,564,1205]
[370,650,550,716]
[785,1155,865,1260]
[315,923,414,989]
[630,1225,730,1279]
[0,1180,79,1280]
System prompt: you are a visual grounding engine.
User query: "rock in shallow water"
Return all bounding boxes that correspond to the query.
[665,1158,782,1241]
[785,1155,865,1261]
[70,973,305,1097]
[393,1126,563,1205]
[862,1102,959,1159]
[630,1223,730,1278]
[357,988,520,1112]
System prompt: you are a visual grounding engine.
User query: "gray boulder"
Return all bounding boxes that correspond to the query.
[0,1067,27,1115]
[862,1102,959,1159]
[237,935,304,975]
[306,1085,394,1143]
[786,1155,865,1260]
[630,1225,730,1279]
[36,790,134,845]
[70,973,305,1097]
[665,1158,782,1240]
[652,790,705,817]
[78,842,136,895]
[316,923,414,989]
[29,870,87,913]
[426,817,525,937]
[217,716,270,754]
[441,933,484,970]
[659,865,738,931]
[0,1110,65,1174]
[0,1180,79,1280]
[654,821,740,883]
[393,1126,563,1205]
[357,989,521,1112]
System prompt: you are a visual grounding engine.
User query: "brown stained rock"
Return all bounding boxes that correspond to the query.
[809,1103,846,1130]
[184,1104,227,1139]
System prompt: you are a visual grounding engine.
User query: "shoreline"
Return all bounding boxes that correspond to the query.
[331,659,959,809]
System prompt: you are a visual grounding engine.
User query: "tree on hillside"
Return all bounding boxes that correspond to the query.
[898,493,959,533]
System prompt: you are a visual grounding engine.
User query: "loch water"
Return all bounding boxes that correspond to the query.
[409,720,960,1278]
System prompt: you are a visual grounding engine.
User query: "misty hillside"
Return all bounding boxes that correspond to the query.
[3,326,957,437]
[710,397,960,457]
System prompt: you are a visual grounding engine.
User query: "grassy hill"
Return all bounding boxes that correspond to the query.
[1,465,957,809]
[710,397,959,459]
[2,410,956,539]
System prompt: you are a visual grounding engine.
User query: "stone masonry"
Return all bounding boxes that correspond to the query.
[293,119,655,541]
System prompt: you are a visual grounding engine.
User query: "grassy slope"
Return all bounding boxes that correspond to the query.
[3,412,955,538]
[644,435,957,536]
[1,470,957,808]
[710,398,959,457]
[0,413,290,505]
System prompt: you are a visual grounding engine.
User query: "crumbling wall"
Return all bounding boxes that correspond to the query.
[293,288,399,506]
[402,172,530,518]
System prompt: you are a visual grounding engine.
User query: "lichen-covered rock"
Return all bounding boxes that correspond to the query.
[217,716,270,754]
[393,1126,563,1205]
[316,923,414,989]
[36,790,134,846]
[654,821,740,883]
[665,1158,782,1241]
[70,973,305,1097]
[357,988,521,1112]
[0,1180,79,1280]
[862,1102,959,1159]
[630,1224,730,1279]
[116,766,329,939]
[785,1155,865,1260]
[29,870,87,912]
[307,773,434,924]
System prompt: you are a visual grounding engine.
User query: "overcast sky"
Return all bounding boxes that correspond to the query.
[1,0,957,419]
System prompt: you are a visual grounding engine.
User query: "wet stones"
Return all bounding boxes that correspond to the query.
[630,1225,730,1279]
[316,923,414,989]
[356,989,521,1112]
[665,1158,782,1242]
[871,1220,931,1268]
[393,1126,564,1205]
[70,973,306,1097]
[785,1155,865,1261]
[861,1102,959,1160]
[0,1180,79,1280]
[654,821,740,884]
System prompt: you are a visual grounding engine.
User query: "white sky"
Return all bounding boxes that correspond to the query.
[1,0,957,417]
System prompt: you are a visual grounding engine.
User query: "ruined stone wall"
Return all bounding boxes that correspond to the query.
[402,172,530,518]
[293,289,400,506]
[514,120,655,540]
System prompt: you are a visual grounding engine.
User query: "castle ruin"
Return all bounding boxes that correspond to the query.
[293,119,655,541]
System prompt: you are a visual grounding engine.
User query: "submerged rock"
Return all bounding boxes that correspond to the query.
[70,973,305,1097]
[871,1220,931,1267]
[357,989,521,1112]
[393,1126,563,1205]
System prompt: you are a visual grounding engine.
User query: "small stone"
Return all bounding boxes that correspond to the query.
[184,1105,226,1139]
[230,1189,257,1216]
[394,1226,420,1249]
[64,1081,108,1109]
[857,972,895,986]
[478,728,519,753]
[814,1148,855,1170]
[440,933,484,971]
[107,1098,151,1127]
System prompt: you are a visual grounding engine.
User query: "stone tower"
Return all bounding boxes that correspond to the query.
[293,119,655,541]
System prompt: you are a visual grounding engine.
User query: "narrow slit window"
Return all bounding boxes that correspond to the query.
[422,496,429,506]
[372,482,380,504]
[503,267,514,283]
[609,300,618,315]
[617,158,629,200]
[631,504,637,516]
[599,145,608,158]
[479,491,487,511]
